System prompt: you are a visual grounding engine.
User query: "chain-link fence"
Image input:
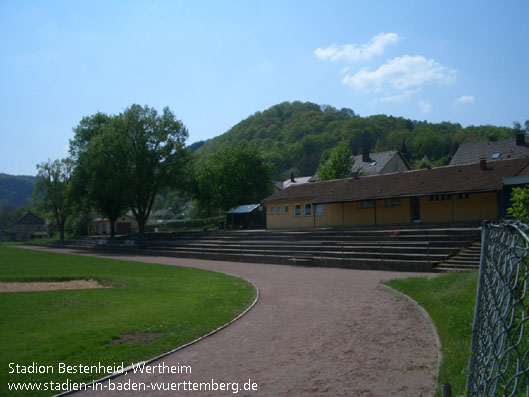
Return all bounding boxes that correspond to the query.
[466,221,529,396]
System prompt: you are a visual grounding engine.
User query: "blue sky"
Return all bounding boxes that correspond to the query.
[1,0,528,175]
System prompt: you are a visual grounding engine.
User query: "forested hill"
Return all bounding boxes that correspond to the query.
[194,101,517,180]
[0,174,36,208]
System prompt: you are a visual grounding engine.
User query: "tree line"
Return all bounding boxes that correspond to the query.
[195,101,525,179]
[33,104,272,238]
[27,101,527,239]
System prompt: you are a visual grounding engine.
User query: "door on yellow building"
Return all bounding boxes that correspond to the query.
[411,197,420,223]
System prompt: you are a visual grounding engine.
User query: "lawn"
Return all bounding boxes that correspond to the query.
[384,271,478,397]
[0,247,256,396]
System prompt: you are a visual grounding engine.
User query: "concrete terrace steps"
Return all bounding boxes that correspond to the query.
[48,225,482,272]
[108,247,436,272]
[144,226,481,239]
[141,242,461,255]
[133,241,459,260]
[436,241,482,271]
[173,236,478,244]
[141,239,476,249]
[140,247,449,262]
[162,231,480,240]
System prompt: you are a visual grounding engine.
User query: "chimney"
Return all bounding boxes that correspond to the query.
[352,171,359,180]
[290,173,296,183]
[488,134,497,142]
[516,132,525,146]
[362,148,369,162]
[480,158,487,171]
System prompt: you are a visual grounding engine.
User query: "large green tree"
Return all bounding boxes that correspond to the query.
[71,114,129,238]
[70,105,190,234]
[194,143,274,215]
[34,158,74,240]
[317,140,354,181]
[113,105,190,233]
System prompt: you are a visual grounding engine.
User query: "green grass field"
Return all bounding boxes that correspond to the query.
[385,271,478,397]
[0,247,256,396]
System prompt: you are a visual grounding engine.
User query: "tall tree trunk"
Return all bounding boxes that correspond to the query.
[109,216,117,239]
[57,213,66,240]
[137,215,146,235]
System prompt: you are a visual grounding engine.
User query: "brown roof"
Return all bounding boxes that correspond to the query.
[449,137,529,165]
[352,150,409,175]
[14,212,45,225]
[262,157,529,205]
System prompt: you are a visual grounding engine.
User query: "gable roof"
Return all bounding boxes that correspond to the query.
[277,150,409,189]
[281,176,315,189]
[14,212,45,225]
[352,150,408,175]
[153,209,175,217]
[262,157,529,205]
[226,204,261,214]
[450,137,529,165]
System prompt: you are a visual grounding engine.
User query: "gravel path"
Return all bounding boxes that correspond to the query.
[20,247,439,396]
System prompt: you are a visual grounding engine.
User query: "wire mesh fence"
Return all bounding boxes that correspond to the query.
[466,220,529,396]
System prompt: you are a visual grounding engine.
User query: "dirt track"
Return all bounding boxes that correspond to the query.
[20,247,439,396]
[0,279,106,292]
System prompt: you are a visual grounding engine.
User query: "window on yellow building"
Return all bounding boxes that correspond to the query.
[294,204,301,217]
[429,195,450,201]
[270,206,275,215]
[304,203,312,216]
[284,205,289,214]
[382,198,401,207]
[358,200,375,209]
[315,204,323,216]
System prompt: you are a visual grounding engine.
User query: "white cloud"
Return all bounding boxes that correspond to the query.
[455,95,475,104]
[314,32,400,62]
[379,89,420,103]
[419,100,432,114]
[341,55,456,92]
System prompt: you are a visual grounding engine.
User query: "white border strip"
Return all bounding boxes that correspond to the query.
[378,284,442,393]
[54,281,260,396]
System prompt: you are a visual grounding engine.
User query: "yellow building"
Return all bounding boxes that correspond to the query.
[262,158,529,229]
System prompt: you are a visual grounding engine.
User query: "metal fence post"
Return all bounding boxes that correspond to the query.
[442,383,452,397]
[466,221,488,394]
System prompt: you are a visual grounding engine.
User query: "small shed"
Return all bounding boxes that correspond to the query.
[88,214,138,235]
[13,212,47,241]
[226,204,266,230]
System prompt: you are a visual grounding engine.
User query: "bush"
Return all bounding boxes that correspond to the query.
[508,186,529,221]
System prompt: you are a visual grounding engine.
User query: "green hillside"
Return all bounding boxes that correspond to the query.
[0,174,36,208]
[0,102,520,215]
[194,101,517,180]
